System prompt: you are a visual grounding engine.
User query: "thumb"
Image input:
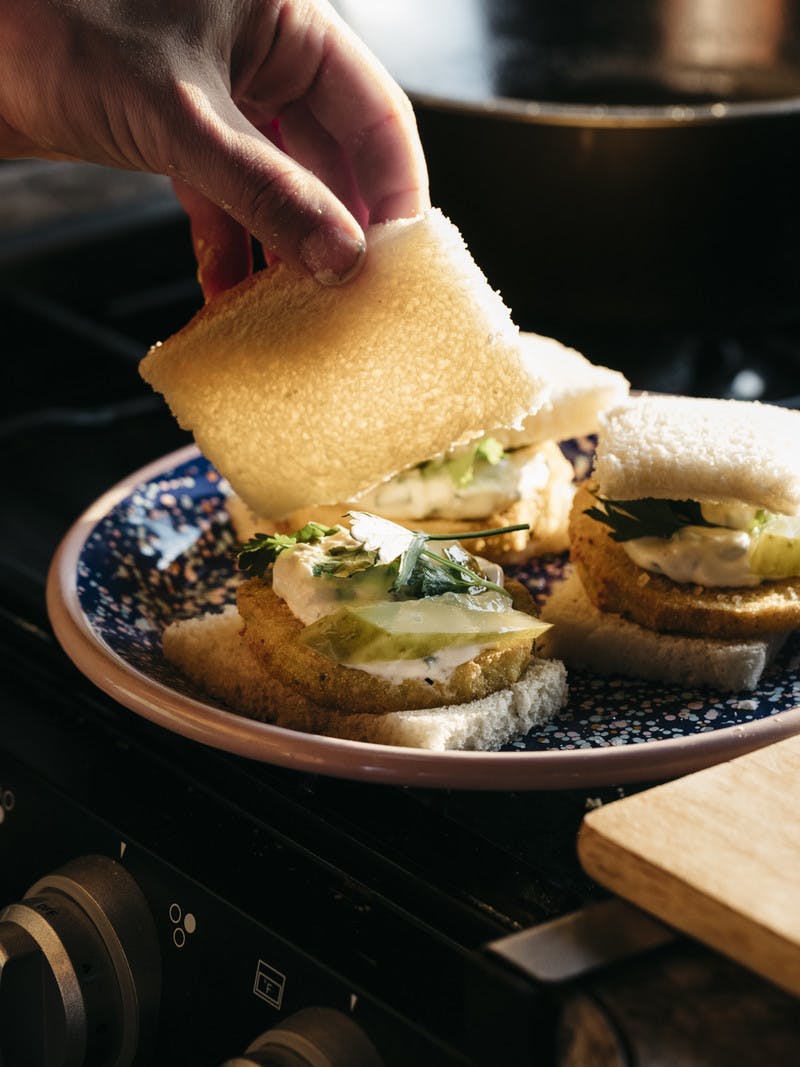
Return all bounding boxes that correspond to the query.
[169,81,366,285]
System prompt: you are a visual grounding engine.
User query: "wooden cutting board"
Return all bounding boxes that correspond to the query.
[578,733,800,996]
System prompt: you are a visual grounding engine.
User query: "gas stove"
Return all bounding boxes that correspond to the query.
[1,162,799,1067]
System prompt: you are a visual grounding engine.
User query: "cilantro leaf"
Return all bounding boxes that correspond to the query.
[312,546,381,578]
[585,496,716,542]
[236,509,530,601]
[235,521,339,578]
[355,515,530,599]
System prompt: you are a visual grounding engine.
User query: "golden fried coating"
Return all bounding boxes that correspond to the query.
[569,484,800,639]
[237,577,538,715]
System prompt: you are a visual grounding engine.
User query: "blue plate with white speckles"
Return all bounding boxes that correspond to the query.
[46,444,800,789]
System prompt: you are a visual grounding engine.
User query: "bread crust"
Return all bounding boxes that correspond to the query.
[570,484,800,638]
[236,577,538,714]
[493,331,629,449]
[593,395,800,514]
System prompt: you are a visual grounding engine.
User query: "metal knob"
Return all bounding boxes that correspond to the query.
[0,855,160,1067]
[222,1007,384,1067]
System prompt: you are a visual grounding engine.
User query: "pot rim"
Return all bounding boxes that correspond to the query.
[408,87,800,128]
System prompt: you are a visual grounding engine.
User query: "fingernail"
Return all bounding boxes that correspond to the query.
[299,225,366,285]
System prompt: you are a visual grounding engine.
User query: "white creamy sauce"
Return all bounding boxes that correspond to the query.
[272,532,390,624]
[699,501,760,531]
[346,643,484,683]
[623,526,761,587]
[353,444,550,520]
[619,499,800,587]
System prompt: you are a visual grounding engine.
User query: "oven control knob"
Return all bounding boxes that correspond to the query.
[222,1006,384,1067]
[0,854,160,1067]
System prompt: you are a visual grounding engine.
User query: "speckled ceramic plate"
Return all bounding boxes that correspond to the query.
[47,445,800,789]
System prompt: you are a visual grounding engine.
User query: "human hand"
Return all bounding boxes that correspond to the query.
[0,0,429,297]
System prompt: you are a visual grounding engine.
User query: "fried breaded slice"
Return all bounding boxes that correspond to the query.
[570,484,800,639]
[237,578,539,715]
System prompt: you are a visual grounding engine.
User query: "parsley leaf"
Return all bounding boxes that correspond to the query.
[235,521,339,577]
[392,531,428,590]
[347,513,527,598]
[398,542,507,601]
[585,496,716,542]
[346,512,415,563]
[393,540,507,599]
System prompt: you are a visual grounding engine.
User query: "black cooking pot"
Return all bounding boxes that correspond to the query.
[339,1,800,333]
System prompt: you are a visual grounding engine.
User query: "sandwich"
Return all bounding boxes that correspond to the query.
[140,207,628,565]
[540,394,800,691]
[142,207,570,748]
[163,512,568,750]
[227,330,629,562]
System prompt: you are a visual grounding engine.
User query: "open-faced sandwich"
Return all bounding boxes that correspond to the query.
[540,394,800,691]
[140,208,627,565]
[163,512,567,750]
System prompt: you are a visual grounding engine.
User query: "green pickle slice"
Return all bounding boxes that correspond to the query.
[299,590,550,665]
[748,513,800,579]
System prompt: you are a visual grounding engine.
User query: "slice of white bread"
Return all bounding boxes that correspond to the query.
[493,332,629,449]
[593,395,800,514]
[140,208,549,520]
[162,605,568,751]
[539,569,789,692]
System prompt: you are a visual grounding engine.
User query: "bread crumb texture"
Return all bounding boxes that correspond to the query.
[493,332,629,448]
[593,395,800,514]
[140,209,547,518]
